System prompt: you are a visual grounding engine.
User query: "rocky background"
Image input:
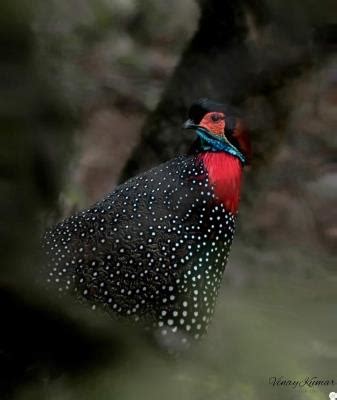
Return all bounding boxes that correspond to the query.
[1,0,336,399]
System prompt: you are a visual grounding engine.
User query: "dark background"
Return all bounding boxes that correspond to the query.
[1,0,336,399]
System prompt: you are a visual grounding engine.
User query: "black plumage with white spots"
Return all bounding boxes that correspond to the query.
[43,98,251,345]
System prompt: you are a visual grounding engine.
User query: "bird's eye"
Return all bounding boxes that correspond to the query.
[211,114,221,122]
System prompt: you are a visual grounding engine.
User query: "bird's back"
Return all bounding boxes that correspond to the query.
[43,154,236,343]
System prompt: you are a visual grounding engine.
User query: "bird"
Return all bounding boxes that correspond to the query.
[42,98,251,348]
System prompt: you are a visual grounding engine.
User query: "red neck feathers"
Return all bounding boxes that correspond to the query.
[198,152,243,214]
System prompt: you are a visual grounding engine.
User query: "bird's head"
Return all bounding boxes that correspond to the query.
[184,98,252,165]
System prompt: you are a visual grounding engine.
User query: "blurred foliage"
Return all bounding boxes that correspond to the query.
[33,0,198,111]
[0,0,336,399]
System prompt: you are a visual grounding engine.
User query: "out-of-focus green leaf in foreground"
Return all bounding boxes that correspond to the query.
[15,248,337,400]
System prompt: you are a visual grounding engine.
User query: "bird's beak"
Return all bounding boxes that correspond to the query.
[182,119,198,130]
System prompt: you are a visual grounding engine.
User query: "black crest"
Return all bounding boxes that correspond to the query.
[188,98,239,134]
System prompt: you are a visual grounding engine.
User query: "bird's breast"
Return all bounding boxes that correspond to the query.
[197,152,243,214]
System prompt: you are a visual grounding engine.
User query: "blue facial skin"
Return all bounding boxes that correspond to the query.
[196,127,246,164]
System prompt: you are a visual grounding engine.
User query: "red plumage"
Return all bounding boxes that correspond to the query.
[199,152,243,213]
